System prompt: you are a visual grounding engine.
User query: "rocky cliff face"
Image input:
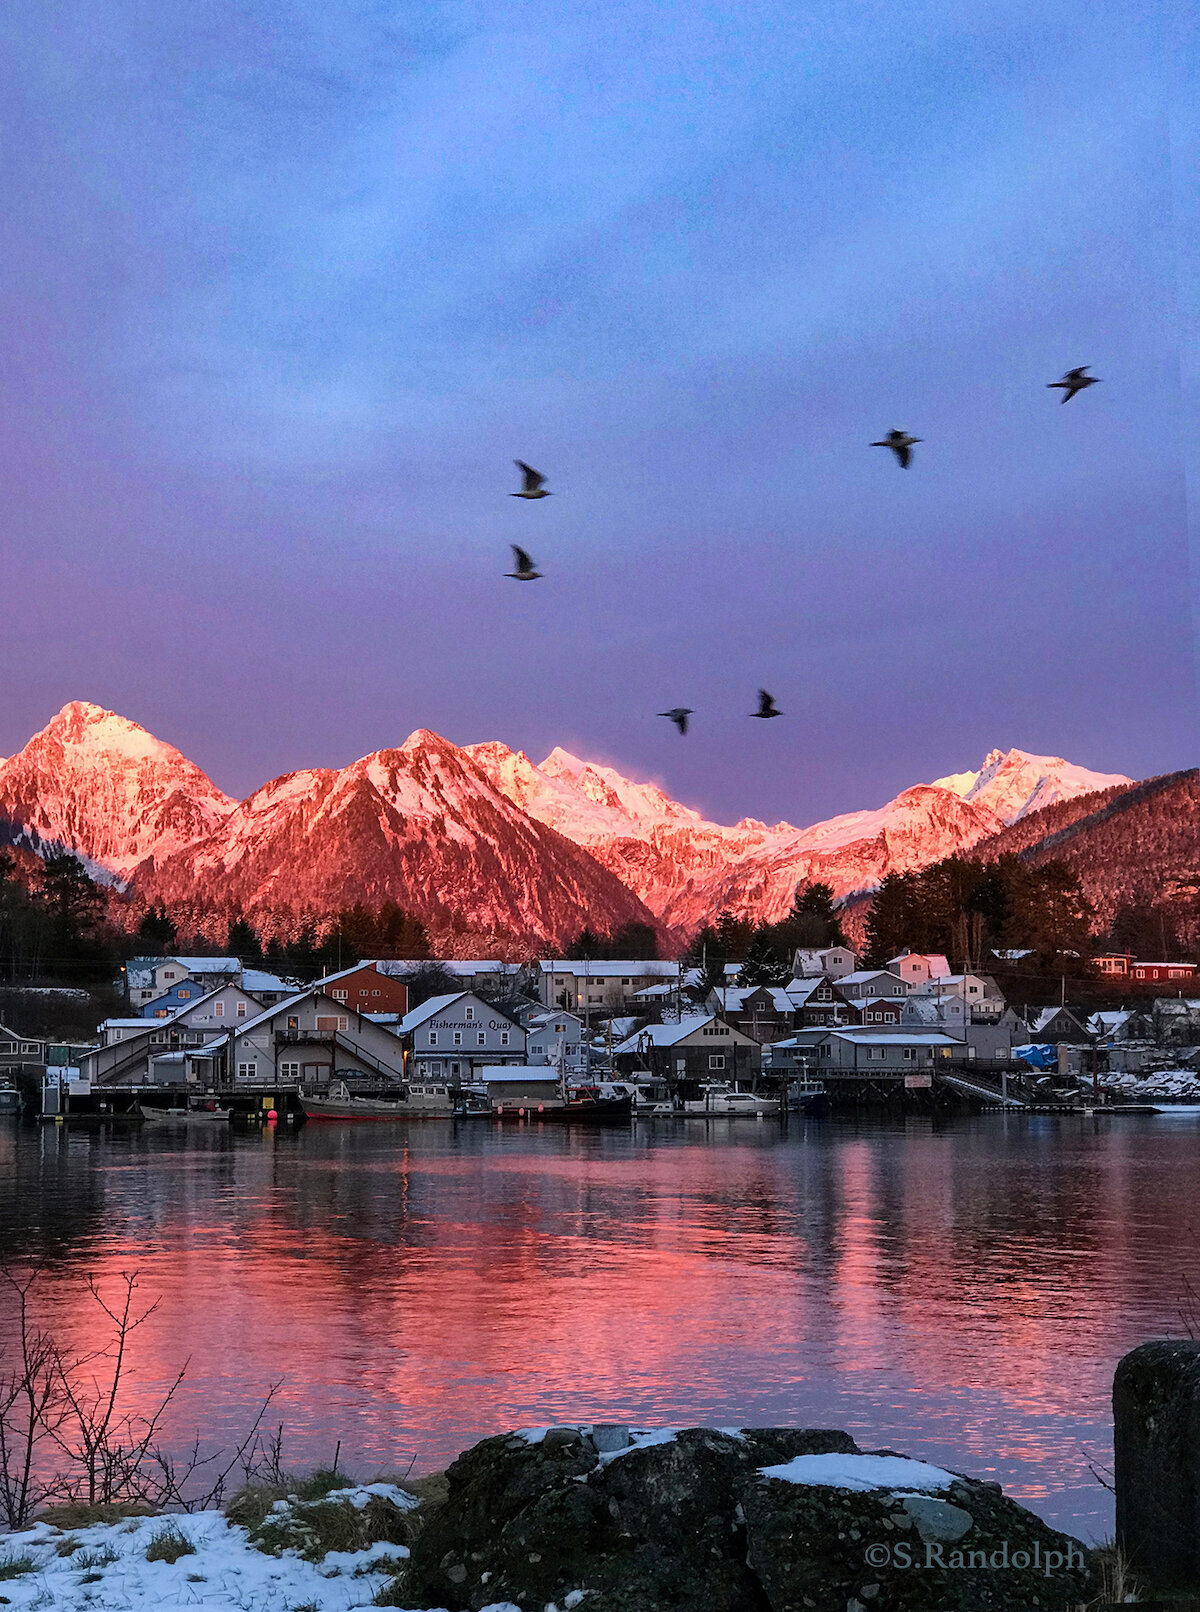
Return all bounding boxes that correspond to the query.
[0,702,235,882]
[468,742,1128,931]
[132,728,659,945]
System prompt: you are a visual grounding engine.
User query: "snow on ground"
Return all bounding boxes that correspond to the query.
[0,1493,524,1612]
[1102,1071,1200,1100]
[758,1453,956,1492]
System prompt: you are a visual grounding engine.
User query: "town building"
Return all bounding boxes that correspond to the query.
[805,1027,968,1073]
[611,1015,761,1084]
[524,1010,585,1068]
[314,962,410,1016]
[395,992,527,1083]
[474,1066,564,1106]
[706,986,796,1043]
[836,970,910,1002]
[786,976,858,1026]
[89,983,298,1085]
[792,947,858,980]
[539,960,681,1013]
[124,956,242,1007]
[887,951,952,986]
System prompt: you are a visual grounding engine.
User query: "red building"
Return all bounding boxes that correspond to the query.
[1129,961,1198,984]
[318,962,409,1015]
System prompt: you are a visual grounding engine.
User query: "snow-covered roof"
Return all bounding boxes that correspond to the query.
[172,957,241,973]
[242,969,295,994]
[396,993,467,1033]
[540,960,679,978]
[711,986,794,1014]
[828,1029,964,1046]
[612,1015,721,1054]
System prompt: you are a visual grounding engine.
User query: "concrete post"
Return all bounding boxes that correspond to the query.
[1114,1340,1200,1588]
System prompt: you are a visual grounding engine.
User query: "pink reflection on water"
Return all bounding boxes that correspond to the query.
[2,1113,1195,1540]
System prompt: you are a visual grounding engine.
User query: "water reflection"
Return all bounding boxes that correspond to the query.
[2,1111,1197,1539]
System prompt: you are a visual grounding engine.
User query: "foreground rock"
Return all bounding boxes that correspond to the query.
[1115,1338,1200,1590]
[394,1424,1095,1612]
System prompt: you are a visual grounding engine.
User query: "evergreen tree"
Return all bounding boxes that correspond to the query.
[737,926,790,986]
[226,915,263,965]
[136,905,177,954]
[680,923,726,996]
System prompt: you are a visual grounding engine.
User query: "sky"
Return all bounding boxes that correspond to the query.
[0,0,1195,827]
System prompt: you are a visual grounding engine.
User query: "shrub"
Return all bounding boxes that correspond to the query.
[145,1526,195,1564]
[0,1556,35,1581]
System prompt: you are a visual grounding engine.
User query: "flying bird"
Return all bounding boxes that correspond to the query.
[871,429,921,468]
[752,689,781,719]
[506,544,541,581]
[658,707,694,735]
[512,461,551,498]
[1047,366,1100,403]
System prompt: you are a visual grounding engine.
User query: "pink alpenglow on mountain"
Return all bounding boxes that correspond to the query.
[0,701,235,882]
[468,743,1132,931]
[930,748,1131,822]
[0,703,1132,940]
[133,729,658,946]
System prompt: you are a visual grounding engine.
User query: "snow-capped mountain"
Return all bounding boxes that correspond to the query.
[133,728,658,945]
[468,743,1131,932]
[0,702,236,881]
[0,702,1131,940]
[931,748,1130,823]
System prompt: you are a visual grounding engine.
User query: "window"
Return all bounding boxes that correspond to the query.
[501,1031,510,1046]
[280,1061,300,1079]
[20,1042,39,1054]
[708,1055,726,1070]
[163,970,177,980]
[151,1032,166,1044]
[155,1009,169,1019]
[372,989,380,995]
[530,1043,542,1054]
[214,1002,225,1018]
[903,1048,916,1061]
[622,978,631,986]
[237,1061,258,1079]
[430,1061,442,1074]
[453,1032,462,1047]
[554,1023,565,1033]
[968,985,978,995]
[477,1032,486,1046]
[331,989,348,1002]
[428,1032,438,1047]
[465,1006,474,1021]
[868,1048,886,1061]
[236,1001,247,1018]
[338,1016,348,1031]
[179,989,191,999]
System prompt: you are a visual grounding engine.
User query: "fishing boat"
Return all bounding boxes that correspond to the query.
[139,1102,232,1123]
[683,1083,778,1116]
[538,1084,634,1123]
[300,1080,490,1120]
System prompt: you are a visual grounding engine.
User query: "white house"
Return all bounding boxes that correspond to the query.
[909,974,1005,1016]
[539,960,680,1012]
[124,956,242,1007]
[836,970,909,1002]
[810,1028,968,1072]
[396,992,527,1083]
[792,947,858,980]
[88,982,273,1085]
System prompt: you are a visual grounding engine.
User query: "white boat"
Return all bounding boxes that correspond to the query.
[683,1083,778,1116]
[139,1103,231,1123]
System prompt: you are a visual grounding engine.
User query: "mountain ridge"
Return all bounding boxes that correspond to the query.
[0,702,1134,942]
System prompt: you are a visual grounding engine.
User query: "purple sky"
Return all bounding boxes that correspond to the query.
[0,0,1194,826]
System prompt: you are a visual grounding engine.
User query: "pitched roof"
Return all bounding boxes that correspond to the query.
[396,993,467,1033]
[612,1015,720,1054]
